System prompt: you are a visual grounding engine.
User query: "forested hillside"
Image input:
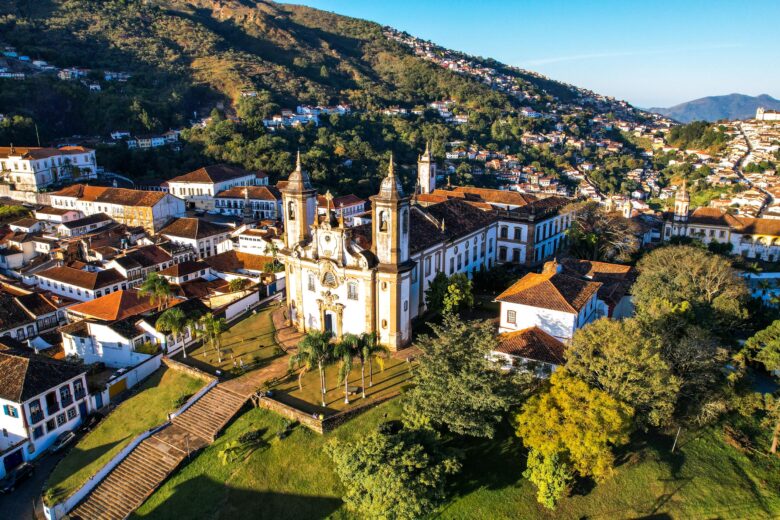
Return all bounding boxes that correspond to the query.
[0,0,642,198]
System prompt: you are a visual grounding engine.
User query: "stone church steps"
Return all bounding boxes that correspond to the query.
[69,383,249,520]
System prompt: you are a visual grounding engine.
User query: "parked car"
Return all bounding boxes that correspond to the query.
[79,412,104,434]
[0,463,34,493]
[50,431,76,453]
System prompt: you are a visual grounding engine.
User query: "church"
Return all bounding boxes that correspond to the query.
[278,147,573,350]
[663,183,780,262]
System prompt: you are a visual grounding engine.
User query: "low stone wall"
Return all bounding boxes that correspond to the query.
[163,356,216,384]
[255,396,324,434]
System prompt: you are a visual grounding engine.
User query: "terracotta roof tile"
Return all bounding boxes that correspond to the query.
[37,266,126,290]
[67,289,174,321]
[215,185,281,200]
[0,346,86,402]
[496,271,601,313]
[495,326,566,365]
[168,164,257,184]
[159,218,229,240]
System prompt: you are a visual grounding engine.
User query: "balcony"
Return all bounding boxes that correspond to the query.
[29,411,44,424]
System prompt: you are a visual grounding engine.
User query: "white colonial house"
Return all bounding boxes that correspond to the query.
[663,183,780,262]
[214,185,282,220]
[496,263,604,342]
[55,213,114,237]
[34,207,83,227]
[0,145,97,192]
[158,218,233,259]
[49,185,185,234]
[165,164,267,211]
[35,266,128,302]
[0,341,90,479]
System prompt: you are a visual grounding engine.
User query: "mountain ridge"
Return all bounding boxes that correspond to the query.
[648,93,780,123]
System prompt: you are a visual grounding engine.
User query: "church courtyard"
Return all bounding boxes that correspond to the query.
[180,303,283,376]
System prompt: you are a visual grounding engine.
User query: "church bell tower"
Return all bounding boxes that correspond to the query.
[674,181,690,222]
[370,154,413,350]
[417,141,436,195]
[281,151,317,249]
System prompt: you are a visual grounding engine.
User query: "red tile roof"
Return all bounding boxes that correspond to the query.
[37,266,126,290]
[67,289,173,321]
[496,271,601,313]
[495,326,566,365]
[203,250,272,273]
[51,184,168,207]
[215,185,281,200]
[159,218,229,239]
[167,164,257,184]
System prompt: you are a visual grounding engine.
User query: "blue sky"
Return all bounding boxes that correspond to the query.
[281,0,780,108]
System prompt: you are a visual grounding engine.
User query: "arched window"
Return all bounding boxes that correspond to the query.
[379,211,388,232]
[307,273,316,291]
[401,209,408,235]
[288,201,296,220]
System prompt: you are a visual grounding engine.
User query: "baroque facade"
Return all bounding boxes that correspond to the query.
[279,149,574,351]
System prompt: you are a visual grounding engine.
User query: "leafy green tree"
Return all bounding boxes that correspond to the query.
[288,330,333,406]
[632,245,748,334]
[442,273,474,314]
[404,314,530,438]
[566,318,680,428]
[515,372,633,481]
[523,449,573,510]
[326,428,461,520]
[424,272,448,314]
[227,278,249,292]
[744,321,780,453]
[139,272,174,312]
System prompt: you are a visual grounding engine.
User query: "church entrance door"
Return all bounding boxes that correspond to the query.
[324,312,334,333]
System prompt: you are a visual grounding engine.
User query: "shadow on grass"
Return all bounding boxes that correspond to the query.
[133,474,343,520]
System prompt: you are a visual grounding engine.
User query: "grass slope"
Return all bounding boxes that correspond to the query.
[134,396,780,520]
[44,367,205,505]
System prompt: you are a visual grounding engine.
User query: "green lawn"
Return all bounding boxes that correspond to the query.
[182,305,282,376]
[270,357,413,415]
[44,367,205,506]
[133,396,780,520]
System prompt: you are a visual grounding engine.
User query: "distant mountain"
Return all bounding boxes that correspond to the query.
[649,94,780,123]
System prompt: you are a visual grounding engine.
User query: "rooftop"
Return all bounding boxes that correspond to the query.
[67,289,167,321]
[37,266,126,290]
[494,326,566,366]
[167,164,258,185]
[0,343,86,402]
[52,184,168,207]
[215,185,281,201]
[159,217,230,240]
[496,270,602,313]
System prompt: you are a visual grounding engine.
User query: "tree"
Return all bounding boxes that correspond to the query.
[288,330,333,407]
[404,314,530,438]
[424,272,474,316]
[566,201,640,262]
[227,278,249,292]
[515,372,633,481]
[199,313,228,363]
[442,273,474,315]
[744,321,780,453]
[334,334,358,404]
[357,332,388,397]
[326,427,460,520]
[139,272,174,312]
[632,245,748,334]
[523,449,573,510]
[566,318,680,428]
[156,307,188,358]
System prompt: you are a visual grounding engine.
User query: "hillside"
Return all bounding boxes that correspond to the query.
[649,93,780,123]
[0,0,533,139]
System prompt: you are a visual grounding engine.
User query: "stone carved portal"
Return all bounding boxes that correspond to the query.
[317,290,345,338]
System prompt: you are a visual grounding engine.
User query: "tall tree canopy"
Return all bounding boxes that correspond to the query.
[404,314,530,438]
[326,428,461,520]
[632,245,748,334]
[566,201,640,262]
[515,372,633,481]
[566,318,680,428]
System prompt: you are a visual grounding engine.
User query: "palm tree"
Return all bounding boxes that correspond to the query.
[335,334,359,405]
[288,330,332,407]
[199,313,228,363]
[139,272,173,312]
[156,307,188,357]
[359,332,389,389]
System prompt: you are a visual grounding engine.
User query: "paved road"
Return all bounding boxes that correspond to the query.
[0,448,67,520]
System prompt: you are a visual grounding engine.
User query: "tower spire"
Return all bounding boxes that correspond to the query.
[295,149,301,171]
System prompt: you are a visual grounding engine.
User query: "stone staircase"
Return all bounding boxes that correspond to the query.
[69,385,248,520]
